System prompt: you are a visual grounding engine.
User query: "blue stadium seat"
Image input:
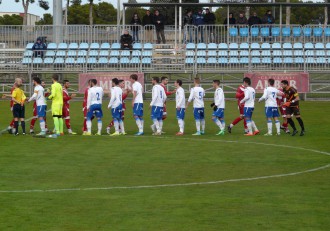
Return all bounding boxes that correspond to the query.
[58,43,68,50]
[44,50,56,58]
[143,43,153,50]
[239,57,249,64]
[251,57,261,64]
[208,50,217,57]
[47,43,57,50]
[294,50,304,57]
[316,57,326,64]
[304,43,314,50]
[261,43,271,50]
[65,57,75,65]
[292,27,302,37]
[282,27,291,37]
[100,43,110,50]
[229,27,238,37]
[251,50,261,57]
[142,57,152,65]
[133,43,142,50]
[271,43,281,50]
[239,43,249,50]
[111,43,121,50]
[132,50,142,58]
[186,51,195,57]
[54,57,65,64]
[283,57,293,64]
[197,50,206,57]
[185,57,194,65]
[98,57,108,65]
[87,57,97,65]
[99,50,109,57]
[240,51,249,57]
[271,27,280,37]
[303,27,312,37]
[316,50,326,57]
[109,57,119,65]
[283,50,293,57]
[273,50,282,57]
[218,43,228,50]
[313,28,323,37]
[197,43,207,50]
[43,57,54,64]
[294,57,304,64]
[196,57,206,64]
[324,28,330,37]
[315,43,325,50]
[250,43,260,50]
[88,50,99,57]
[24,50,33,57]
[142,50,152,57]
[79,42,89,50]
[56,51,66,57]
[90,43,100,50]
[239,28,249,37]
[260,27,270,37]
[250,27,259,37]
[32,57,43,64]
[261,57,271,64]
[305,50,314,57]
[229,43,238,50]
[218,57,228,64]
[76,57,86,64]
[229,57,239,64]
[110,50,120,57]
[305,57,315,64]
[283,43,292,49]
[218,50,228,57]
[273,57,283,64]
[68,43,78,50]
[207,57,217,64]
[25,43,34,50]
[326,43,330,50]
[208,43,217,50]
[261,50,271,57]
[186,43,195,50]
[67,50,77,57]
[229,50,239,57]
[293,42,303,50]
[121,50,131,57]
[77,50,87,57]
[120,57,130,64]
[130,57,140,64]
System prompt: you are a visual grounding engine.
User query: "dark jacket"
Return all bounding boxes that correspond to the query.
[183,14,193,26]
[262,14,275,24]
[223,17,236,25]
[204,12,216,25]
[120,34,133,45]
[193,13,204,26]
[142,14,154,30]
[130,18,142,31]
[248,16,262,26]
[237,16,248,25]
[153,14,165,31]
[32,41,47,51]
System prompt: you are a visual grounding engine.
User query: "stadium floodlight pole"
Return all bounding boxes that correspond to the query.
[175,4,177,48]
[227,5,229,44]
[280,4,282,26]
[117,0,121,42]
[53,0,63,44]
[179,0,182,46]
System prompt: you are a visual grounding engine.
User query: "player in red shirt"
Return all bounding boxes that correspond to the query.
[82,79,93,135]
[160,76,175,120]
[29,81,49,134]
[63,80,77,134]
[106,79,130,134]
[276,88,290,134]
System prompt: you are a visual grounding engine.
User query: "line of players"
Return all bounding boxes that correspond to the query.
[4,74,305,137]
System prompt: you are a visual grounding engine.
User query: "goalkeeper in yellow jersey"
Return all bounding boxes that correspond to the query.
[48,74,64,136]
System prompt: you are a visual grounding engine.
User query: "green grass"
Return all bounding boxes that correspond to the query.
[0,100,329,231]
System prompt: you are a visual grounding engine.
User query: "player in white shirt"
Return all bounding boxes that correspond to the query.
[186,78,205,135]
[84,79,104,136]
[240,77,259,136]
[27,77,47,136]
[175,79,185,135]
[149,77,167,135]
[108,78,124,136]
[258,78,283,136]
[130,74,144,135]
[211,80,226,135]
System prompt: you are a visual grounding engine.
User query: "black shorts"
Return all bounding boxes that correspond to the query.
[13,104,25,118]
[286,106,300,116]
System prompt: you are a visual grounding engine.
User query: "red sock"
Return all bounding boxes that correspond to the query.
[30,118,37,129]
[83,119,87,132]
[243,119,247,129]
[232,117,242,126]
[65,119,71,129]
[45,117,48,129]
[108,120,114,128]
[162,116,167,120]
[283,122,288,128]
[9,119,15,127]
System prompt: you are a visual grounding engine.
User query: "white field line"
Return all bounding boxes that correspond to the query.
[0,137,329,194]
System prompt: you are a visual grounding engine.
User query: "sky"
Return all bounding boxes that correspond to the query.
[0,0,324,18]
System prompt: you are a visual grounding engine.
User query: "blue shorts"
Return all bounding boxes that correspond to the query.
[176,108,185,120]
[87,104,103,119]
[112,104,123,119]
[212,108,225,118]
[151,106,163,120]
[265,107,280,118]
[37,105,46,118]
[133,103,143,117]
[244,107,254,118]
[193,108,205,120]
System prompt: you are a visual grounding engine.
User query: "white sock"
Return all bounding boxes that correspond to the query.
[230,123,234,128]
[275,120,280,134]
[135,118,141,131]
[87,120,92,133]
[153,119,160,132]
[252,120,258,131]
[196,120,201,132]
[151,124,156,132]
[178,119,184,133]
[247,120,253,134]
[267,120,272,134]
[68,128,72,133]
[213,118,222,129]
[221,120,225,131]
[119,120,125,133]
[201,119,205,132]
[97,120,102,133]
[40,121,46,132]
[114,120,119,132]
[140,119,144,132]
[159,120,163,132]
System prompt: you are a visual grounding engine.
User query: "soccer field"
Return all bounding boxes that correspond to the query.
[0,100,329,230]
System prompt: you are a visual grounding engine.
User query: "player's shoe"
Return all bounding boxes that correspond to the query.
[285,128,290,134]
[60,133,64,136]
[253,130,260,135]
[292,130,298,136]
[216,130,225,136]
[110,132,120,136]
[120,132,127,135]
[244,133,254,136]
[95,132,101,136]
[192,132,201,136]
[7,126,12,134]
[152,132,161,136]
[264,133,272,136]
[280,125,286,130]
[227,125,232,133]
[201,131,205,135]
[14,133,19,136]
[30,129,34,134]
[36,131,46,136]
[150,125,156,133]
[106,127,111,134]
[176,132,184,136]
[135,132,144,136]
[300,130,305,136]
[69,131,77,135]
[82,132,92,136]
[22,133,26,135]
[276,132,281,136]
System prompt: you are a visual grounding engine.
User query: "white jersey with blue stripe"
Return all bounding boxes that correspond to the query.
[214,87,225,109]
[108,86,123,108]
[188,86,205,108]
[150,84,166,107]
[242,87,255,108]
[260,86,279,107]
[87,86,103,109]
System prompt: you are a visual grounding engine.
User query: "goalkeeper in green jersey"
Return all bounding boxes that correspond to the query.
[48,74,64,136]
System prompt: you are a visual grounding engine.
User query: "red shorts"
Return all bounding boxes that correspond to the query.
[63,106,70,118]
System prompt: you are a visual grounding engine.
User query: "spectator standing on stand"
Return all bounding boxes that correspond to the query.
[262,10,275,41]
[183,10,193,43]
[153,10,166,44]
[204,8,216,43]
[142,10,154,43]
[130,13,142,42]
[248,12,262,26]
[223,13,236,29]
[237,12,248,25]
[193,9,204,43]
